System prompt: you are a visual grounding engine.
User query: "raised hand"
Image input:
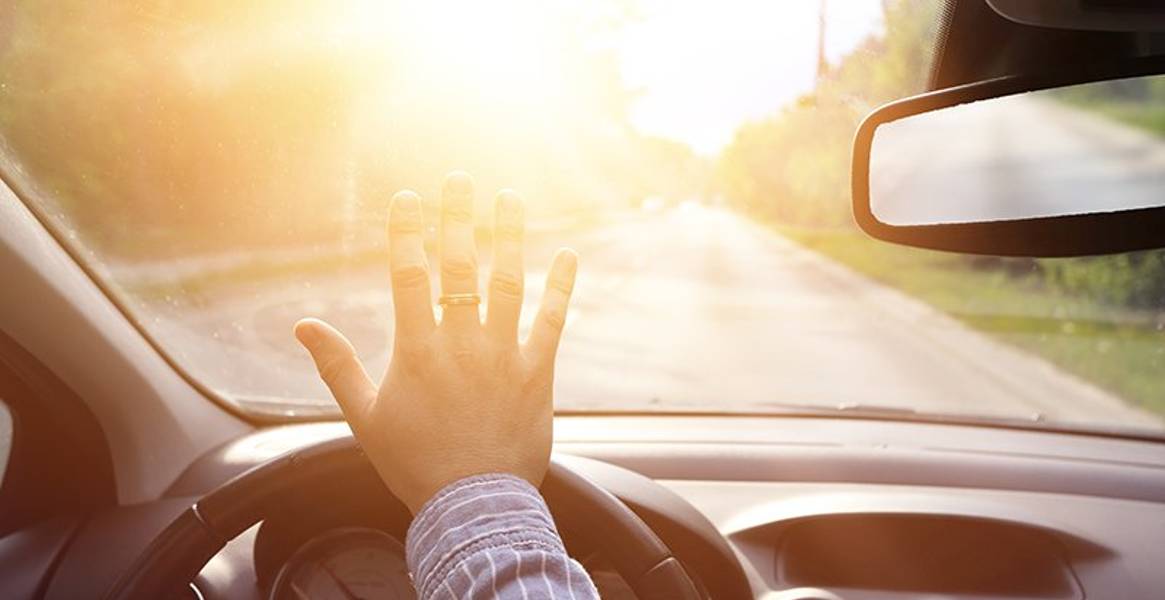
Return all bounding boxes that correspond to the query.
[294,171,578,514]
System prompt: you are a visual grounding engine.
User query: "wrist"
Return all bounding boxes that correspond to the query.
[404,470,538,515]
[411,472,535,515]
[398,455,547,514]
[405,473,563,597]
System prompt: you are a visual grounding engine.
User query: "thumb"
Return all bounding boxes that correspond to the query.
[294,318,376,422]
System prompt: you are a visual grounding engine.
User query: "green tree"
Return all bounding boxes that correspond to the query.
[716,0,939,227]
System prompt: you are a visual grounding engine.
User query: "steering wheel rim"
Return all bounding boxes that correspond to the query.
[103,436,701,599]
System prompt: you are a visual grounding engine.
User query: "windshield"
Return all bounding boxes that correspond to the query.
[1,1,1162,433]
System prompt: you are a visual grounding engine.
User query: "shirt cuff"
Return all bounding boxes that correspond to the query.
[405,473,565,598]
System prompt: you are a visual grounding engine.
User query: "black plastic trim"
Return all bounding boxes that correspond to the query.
[0,329,116,535]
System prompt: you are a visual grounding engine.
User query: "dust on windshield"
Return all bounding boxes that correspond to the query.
[0,1,1162,432]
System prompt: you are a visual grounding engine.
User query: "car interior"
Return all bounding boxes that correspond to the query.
[2,1,1165,599]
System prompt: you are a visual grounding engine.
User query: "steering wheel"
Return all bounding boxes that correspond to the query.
[103,436,702,600]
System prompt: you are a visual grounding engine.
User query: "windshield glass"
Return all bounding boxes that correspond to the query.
[1,1,1163,432]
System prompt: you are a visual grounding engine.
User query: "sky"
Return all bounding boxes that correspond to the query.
[619,0,886,154]
[260,0,889,158]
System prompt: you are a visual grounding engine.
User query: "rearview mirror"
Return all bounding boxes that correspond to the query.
[853,56,1165,257]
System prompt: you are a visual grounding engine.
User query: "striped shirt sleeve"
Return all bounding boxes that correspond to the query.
[405,473,600,599]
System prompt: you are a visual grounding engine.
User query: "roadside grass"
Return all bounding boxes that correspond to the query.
[779,226,1165,419]
[1092,104,1165,138]
[1064,100,1165,139]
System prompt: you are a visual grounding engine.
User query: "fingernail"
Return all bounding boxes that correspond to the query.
[559,248,578,273]
[393,191,420,212]
[295,321,319,345]
[498,190,521,214]
[444,171,474,195]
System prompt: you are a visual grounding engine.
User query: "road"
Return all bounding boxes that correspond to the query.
[146,204,1158,430]
[871,95,1165,225]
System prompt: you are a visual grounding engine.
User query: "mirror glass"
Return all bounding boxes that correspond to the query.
[870,75,1165,226]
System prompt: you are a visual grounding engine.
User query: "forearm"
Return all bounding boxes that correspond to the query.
[406,474,599,599]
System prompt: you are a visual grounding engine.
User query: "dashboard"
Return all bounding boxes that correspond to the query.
[7,415,1165,599]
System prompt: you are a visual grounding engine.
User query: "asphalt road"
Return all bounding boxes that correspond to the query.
[148,204,1158,430]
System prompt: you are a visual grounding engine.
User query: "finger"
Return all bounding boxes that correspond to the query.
[388,190,435,338]
[524,248,578,366]
[294,318,377,423]
[439,171,481,329]
[485,190,524,344]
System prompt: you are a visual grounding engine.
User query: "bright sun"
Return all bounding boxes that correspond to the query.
[330,0,588,119]
[253,0,884,156]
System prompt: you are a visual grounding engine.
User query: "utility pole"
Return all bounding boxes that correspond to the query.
[816,0,828,81]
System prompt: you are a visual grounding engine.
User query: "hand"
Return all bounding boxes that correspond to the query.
[294,171,578,514]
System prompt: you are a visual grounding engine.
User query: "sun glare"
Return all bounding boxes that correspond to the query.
[161,0,885,221]
[332,0,583,117]
[262,0,884,157]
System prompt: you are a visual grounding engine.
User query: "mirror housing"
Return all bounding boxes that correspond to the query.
[852,55,1165,257]
[987,0,1165,32]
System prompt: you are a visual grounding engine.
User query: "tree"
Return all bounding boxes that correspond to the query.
[716,0,940,227]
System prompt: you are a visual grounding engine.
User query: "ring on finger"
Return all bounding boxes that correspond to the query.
[437,293,482,307]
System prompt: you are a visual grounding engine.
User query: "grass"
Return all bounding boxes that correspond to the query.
[1082,103,1165,139]
[780,226,1165,419]
[1053,88,1165,139]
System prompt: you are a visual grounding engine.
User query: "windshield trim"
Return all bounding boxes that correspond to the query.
[553,408,1165,445]
[0,162,266,425]
[5,162,1165,440]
